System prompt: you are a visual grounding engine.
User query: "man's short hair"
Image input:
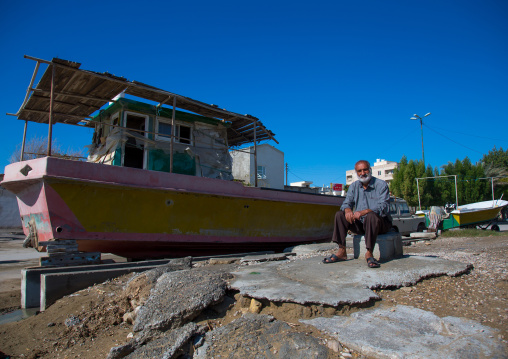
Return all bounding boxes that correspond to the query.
[355,160,371,171]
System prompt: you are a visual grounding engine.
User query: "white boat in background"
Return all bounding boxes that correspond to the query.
[456,199,508,211]
[424,199,508,232]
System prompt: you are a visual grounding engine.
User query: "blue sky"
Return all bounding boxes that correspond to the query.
[1,0,507,187]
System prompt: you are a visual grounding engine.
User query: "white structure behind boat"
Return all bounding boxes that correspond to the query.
[230,144,284,189]
[346,159,398,185]
[285,181,320,194]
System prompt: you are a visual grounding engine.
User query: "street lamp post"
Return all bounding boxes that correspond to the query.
[410,112,431,166]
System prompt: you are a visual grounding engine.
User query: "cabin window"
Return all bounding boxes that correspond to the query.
[156,119,193,145]
[111,113,119,127]
[178,125,192,144]
[257,166,266,179]
[157,122,173,140]
[123,112,148,169]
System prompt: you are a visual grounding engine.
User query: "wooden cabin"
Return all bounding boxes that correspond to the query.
[88,97,233,180]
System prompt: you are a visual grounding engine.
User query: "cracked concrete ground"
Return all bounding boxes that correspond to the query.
[230,254,472,306]
[302,304,506,359]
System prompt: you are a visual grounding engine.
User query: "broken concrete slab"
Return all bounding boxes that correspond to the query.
[123,322,205,359]
[410,232,437,239]
[240,252,292,263]
[284,242,338,255]
[230,255,471,306]
[194,314,333,359]
[133,268,231,333]
[302,304,506,359]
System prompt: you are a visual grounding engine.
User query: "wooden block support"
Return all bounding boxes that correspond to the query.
[40,252,101,267]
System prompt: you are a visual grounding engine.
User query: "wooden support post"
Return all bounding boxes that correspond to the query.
[170,96,176,173]
[21,120,28,161]
[47,65,56,156]
[19,61,41,162]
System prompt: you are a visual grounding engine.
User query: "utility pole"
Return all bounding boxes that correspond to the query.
[410,112,431,167]
[285,162,289,186]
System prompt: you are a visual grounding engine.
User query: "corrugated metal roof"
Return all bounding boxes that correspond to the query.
[15,57,277,147]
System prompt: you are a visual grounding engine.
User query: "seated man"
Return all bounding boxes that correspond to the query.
[323,160,392,268]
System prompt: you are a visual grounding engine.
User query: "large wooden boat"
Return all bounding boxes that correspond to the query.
[1,56,343,258]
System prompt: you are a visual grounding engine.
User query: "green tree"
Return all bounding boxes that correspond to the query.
[481,147,508,199]
[389,155,406,199]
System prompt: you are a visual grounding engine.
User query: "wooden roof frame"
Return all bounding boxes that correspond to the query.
[8,55,278,148]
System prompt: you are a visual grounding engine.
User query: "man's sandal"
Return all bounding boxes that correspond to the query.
[322,254,348,264]
[366,257,380,268]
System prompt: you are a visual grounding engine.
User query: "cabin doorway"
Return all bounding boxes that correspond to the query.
[123,113,148,169]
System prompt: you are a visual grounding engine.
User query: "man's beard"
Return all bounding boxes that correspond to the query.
[358,173,372,184]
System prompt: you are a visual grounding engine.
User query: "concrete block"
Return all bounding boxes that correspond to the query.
[40,266,156,310]
[353,232,403,261]
[410,232,437,239]
[21,258,188,309]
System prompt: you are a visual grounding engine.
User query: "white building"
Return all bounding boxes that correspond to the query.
[230,143,284,189]
[346,159,398,186]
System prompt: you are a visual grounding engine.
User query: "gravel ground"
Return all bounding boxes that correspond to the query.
[378,235,508,343]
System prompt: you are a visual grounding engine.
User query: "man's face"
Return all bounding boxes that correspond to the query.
[355,162,371,183]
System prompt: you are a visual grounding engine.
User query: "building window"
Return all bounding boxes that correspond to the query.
[378,171,382,175]
[156,119,193,145]
[257,166,266,179]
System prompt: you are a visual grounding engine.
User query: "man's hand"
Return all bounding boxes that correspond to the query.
[344,209,355,224]
[353,211,363,221]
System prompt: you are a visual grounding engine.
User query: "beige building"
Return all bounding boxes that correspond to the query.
[346,159,398,186]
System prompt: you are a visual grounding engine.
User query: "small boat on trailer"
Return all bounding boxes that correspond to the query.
[2,56,343,259]
[442,200,507,231]
[425,200,508,232]
[416,174,507,232]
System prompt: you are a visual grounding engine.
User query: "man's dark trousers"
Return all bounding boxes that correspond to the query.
[332,211,392,251]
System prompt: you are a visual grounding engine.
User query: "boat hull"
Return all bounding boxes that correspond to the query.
[2,157,344,258]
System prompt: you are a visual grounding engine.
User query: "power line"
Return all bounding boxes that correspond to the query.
[425,124,508,143]
[287,169,306,182]
[423,123,483,154]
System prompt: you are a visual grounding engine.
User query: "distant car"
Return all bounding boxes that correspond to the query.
[389,197,426,235]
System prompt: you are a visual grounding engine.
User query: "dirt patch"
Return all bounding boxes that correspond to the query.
[0,290,20,315]
[0,273,154,359]
[0,235,507,358]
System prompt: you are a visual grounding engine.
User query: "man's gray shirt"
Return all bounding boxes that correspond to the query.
[340,177,391,221]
